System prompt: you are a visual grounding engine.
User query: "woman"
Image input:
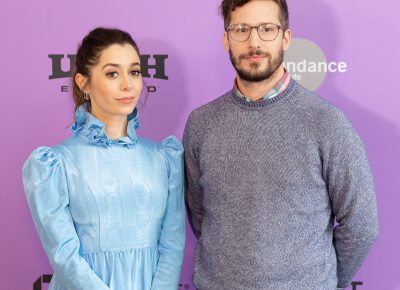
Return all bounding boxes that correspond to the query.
[22,27,185,290]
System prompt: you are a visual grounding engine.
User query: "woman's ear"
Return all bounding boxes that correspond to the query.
[75,73,89,93]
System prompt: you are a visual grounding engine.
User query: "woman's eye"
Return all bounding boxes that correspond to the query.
[106,72,119,78]
[130,70,142,77]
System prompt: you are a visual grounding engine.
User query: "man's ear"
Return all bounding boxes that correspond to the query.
[223,31,230,52]
[282,29,291,52]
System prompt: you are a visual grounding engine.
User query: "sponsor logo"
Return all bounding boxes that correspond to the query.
[48,54,169,93]
[32,274,362,289]
[284,38,348,91]
[352,281,363,290]
[33,275,51,290]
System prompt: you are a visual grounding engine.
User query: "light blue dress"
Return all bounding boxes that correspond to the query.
[22,105,185,290]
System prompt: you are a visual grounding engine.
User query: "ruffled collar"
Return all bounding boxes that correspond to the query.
[71,104,139,148]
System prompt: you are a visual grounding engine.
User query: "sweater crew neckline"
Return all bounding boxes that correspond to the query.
[230,78,297,109]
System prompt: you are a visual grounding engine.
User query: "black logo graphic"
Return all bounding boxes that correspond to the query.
[352,281,363,290]
[140,55,168,80]
[33,275,52,290]
[48,54,168,80]
[33,274,360,289]
[48,54,76,80]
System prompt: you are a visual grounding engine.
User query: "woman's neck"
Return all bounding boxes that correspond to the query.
[91,109,128,139]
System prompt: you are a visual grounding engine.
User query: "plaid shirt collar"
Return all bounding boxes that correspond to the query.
[234,70,291,103]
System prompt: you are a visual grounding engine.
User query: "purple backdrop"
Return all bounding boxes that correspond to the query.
[1,0,399,289]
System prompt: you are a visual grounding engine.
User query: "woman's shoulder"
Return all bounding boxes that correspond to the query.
[161,135,183,152]
[22,146,64,187]
[25,146,60,164]
[22,135,77,176]
[159,136,183,173]
[138,135,183,152]
[138,136,183,172]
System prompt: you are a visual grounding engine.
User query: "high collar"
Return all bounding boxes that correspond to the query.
[71,104,139,148]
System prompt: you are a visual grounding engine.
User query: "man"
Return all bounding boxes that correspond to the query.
[183,0,378,289]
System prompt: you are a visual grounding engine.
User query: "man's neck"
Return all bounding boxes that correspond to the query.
[236,65,285,101]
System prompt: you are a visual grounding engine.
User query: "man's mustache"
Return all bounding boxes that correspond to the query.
[239,50,270,59]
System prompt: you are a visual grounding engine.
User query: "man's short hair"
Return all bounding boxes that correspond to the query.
[220,0,289,30]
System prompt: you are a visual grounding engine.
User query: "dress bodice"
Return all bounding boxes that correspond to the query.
[23,105,185,290]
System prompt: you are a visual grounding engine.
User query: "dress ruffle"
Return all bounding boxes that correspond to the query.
[71,104,139,148]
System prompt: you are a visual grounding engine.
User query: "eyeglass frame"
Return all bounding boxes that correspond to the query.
[225,23,286,42]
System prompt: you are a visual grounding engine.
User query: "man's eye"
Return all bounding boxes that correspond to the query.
[106,72,118,78]
[237,26,249,33]
[260,26,275,33]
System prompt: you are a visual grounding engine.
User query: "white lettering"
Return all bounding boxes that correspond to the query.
[284,60,348,73]
[338,61,347,73]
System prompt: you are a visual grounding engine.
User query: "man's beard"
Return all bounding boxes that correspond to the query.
[229,48,284,82]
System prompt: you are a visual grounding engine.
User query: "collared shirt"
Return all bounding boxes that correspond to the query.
[234,70,291,102]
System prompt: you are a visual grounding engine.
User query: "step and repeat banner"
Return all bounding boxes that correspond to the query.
[1,0,399,289]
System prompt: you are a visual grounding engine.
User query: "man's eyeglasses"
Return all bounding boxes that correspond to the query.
[226,23,283,42]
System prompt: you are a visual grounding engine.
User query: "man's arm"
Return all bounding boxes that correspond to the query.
[321,110,378,288]
[183,113,204,239]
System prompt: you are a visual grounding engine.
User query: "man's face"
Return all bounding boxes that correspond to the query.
[223,0,291,82]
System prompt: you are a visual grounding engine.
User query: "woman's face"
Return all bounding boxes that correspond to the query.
[81,43,142,121]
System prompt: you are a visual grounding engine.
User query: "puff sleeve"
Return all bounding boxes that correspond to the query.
[22,147,110,290]
[151,136,185,290]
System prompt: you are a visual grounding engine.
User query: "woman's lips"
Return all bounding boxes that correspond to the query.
[116,97,135,104]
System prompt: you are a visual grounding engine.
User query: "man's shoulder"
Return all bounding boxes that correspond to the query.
[187,90,232,124]
[290,82,349,128]
[183,90,232,143]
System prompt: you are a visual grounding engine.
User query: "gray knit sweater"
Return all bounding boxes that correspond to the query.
[183,79,378,290]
